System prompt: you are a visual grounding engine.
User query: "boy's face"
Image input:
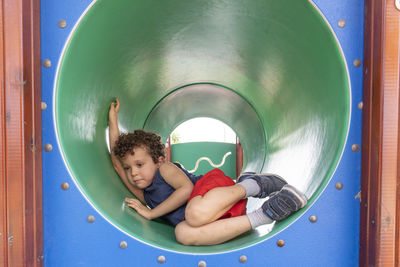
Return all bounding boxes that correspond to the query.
[121,146,162,189]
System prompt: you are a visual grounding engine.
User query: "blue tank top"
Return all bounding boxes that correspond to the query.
[143,163,202,226]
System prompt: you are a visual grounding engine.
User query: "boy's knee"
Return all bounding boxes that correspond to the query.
[185,204,209,227]
[175,222,197,245]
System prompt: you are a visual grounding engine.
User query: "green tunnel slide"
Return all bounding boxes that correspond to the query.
[55,0,350,253]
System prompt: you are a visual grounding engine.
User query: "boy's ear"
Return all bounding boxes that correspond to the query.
[157,156,165,165]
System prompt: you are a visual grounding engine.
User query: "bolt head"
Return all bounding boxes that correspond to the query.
[352,144,360,152]
[309,215,318,223]
[41,102,47,110]
[44,143,52,152]
[61,182,69,190]
[157,255,166,263]
[353,59,362,67]
[120,241,127,249]
[87,215,95,223]
[338,19,346,28]
[58,20,67,28]
[43,59,51,68]
[239,255,247,263]
[335,182,343,190]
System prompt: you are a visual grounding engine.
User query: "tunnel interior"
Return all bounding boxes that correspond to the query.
[55,0,350,253]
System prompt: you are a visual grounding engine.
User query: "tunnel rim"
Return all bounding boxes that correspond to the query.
[143,82,268,172]
[51,0,352,255]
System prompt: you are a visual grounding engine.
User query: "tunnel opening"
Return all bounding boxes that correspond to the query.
[167,117,242,179]
[169,117,237,145]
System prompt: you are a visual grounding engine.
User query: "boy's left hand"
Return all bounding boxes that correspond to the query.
[125,197,153,220]
[109,98,120,124]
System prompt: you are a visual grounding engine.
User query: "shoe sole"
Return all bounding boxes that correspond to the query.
[238,172,288,185]
[254,172,287,185]
[281,184,307,208]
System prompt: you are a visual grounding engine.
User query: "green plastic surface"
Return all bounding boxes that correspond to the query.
[55,0,350,253]
[171,142,237,178]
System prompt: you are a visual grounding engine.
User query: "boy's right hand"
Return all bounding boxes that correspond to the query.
[125,197,154,220]
[109,98,120,124]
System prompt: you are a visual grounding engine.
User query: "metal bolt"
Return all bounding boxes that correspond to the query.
[61,182,69,190]
[338,19,346,28]
[87,215,95,223]
[309,215,318,223]
[358,101,363,110]
[239,255,247,263]
[41,102,47,110]
[120,241,127,249]
[277,239,285,247]
[157,255,166,263]
[353,59,362,67]
[198,260,207,267]
[352,144,360,152]
[58,19,67,28]
[43,59,51,68]
[335,182,343,190]
[44,143,52,152]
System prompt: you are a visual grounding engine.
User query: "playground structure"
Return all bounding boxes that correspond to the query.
[1,0,400,266]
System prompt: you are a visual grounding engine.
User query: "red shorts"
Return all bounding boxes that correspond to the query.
[187,169,247,220]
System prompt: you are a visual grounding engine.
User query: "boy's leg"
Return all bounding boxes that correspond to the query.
[175,215,252,246]
[185,184,246,227]
[177,184,308,246]
[185,172,288,227]
[247,184,308,228]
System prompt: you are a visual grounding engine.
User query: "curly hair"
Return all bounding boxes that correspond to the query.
[113,130,165,163]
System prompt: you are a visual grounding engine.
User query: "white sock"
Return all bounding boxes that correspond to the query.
[247,207,274,229]
[237,179,261,198]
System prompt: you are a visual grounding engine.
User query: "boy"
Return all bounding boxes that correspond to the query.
[109,99,307,245]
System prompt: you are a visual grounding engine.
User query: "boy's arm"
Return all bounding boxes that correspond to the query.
[108,99,145,203]
[125,162,194,220]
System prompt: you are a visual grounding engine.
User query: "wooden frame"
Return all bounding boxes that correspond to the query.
[0,0,399,266]
[0,0,42,266]
[360,0,400,266]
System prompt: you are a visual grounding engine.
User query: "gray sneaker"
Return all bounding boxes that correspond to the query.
[262,184,307,221]
[237,172,287,198]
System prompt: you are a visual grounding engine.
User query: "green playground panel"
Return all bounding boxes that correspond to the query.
[171,142,237,179]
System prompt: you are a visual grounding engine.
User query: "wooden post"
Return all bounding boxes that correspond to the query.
[360,0,400,266]
[0,0,42,266]
[235,136,243,178]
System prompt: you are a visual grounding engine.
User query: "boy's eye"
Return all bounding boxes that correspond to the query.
[136,163,143,167]
[123,166,130,171]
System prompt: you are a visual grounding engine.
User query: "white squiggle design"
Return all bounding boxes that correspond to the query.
[186,151,232,173]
